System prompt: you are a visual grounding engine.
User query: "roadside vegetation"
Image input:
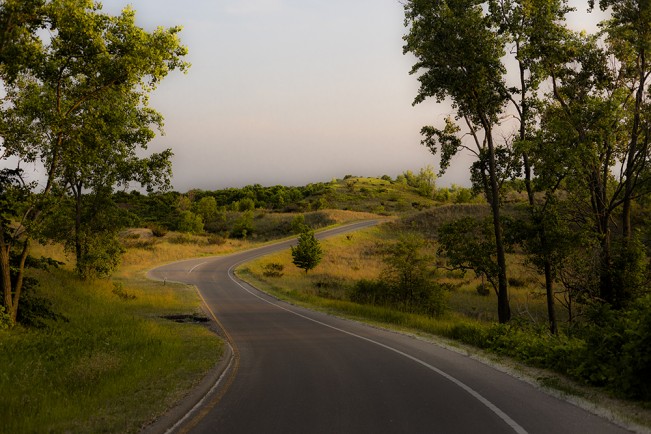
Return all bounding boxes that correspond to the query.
[0,241,223,433]
[0,205,389,432]
[3,0,651,432]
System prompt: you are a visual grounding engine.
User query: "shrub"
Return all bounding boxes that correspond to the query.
[231,210,254,239]
[350,279,392,305]
[177,210,204,234]
[576,297,651,399]
[16,281,65,328]
[206,234,227,245]
[149,224,168,237]
[476,282,490,296]
[0,305,12,330]
[262,263,284,278]
[112,282,137,301]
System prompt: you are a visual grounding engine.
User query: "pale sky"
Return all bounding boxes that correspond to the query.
[97,1,605,191]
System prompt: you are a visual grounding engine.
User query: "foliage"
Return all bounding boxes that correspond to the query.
[404,0,515,322]
[195,196,218,222]
[231,210,254,239]
[0,0,188,320]
[350,233,447,317]
[177,211,204,234]
[396,166,437,198]
[291,214,307,234]
[149,223,169,238]
[291,228,323,273]
[262,263,284,278]
[0,304,12,330]
[437,217,501,294]
[9,254,65,328]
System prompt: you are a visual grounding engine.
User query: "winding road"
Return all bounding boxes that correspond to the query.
[148,221,631,434]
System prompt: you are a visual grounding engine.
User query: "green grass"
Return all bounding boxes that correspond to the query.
[322,176,437,214]
[0,209,381,433]
[237,223,651,429]
[0,246,223,433]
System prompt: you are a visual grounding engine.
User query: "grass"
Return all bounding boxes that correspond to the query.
[237,222,651,430]
[241,223,553,325]
[0,208,379,433]
[0,241,223,433]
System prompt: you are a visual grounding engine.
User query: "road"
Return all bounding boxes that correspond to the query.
[148,221,631,434]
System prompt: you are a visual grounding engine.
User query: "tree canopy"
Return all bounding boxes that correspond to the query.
[0,0,188,324]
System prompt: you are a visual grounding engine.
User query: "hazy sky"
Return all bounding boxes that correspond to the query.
[97,0,603,192]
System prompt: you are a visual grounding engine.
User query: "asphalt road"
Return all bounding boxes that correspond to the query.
[148,221,632,434]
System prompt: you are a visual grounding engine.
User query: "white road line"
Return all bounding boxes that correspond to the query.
[226,262,529,434]
[188,262,208,274]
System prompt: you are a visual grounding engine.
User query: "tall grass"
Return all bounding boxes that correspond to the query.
[1,210,379,433]
[0,244,222,433]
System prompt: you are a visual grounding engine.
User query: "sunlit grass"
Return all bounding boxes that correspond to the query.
[1,242,223,433]
[241,224,557,327]
[1,209,379,433]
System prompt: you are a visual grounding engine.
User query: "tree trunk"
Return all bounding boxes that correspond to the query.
[0,240,13,321]
[74,183,83,268]
[0,234,29,325]
[544,251,557,334]
[622,47,646,240]
[486,129,511,323]
[599,229,613,304]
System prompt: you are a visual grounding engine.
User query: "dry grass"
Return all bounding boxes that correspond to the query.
[242,222,556,325]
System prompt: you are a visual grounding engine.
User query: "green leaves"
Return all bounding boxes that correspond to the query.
[291,227,323,274]
[404,0,507,122]
[420,118,461,175]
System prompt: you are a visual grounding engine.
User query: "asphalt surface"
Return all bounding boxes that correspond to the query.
[148,221,632,434]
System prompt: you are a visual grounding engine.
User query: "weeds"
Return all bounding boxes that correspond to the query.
[262,263,284,278]
[0,243,222,433]
[112,282,137,300]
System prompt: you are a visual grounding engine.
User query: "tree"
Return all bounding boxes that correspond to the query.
[438,217,502,295]
[540,28,651,308]
[0,0,187,322]
[403,0,579,325]
[404,0,513,322]
[381,232,444,315]
[291,228,323,274]
[195,196,218,222]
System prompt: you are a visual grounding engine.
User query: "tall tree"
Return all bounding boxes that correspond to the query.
[0,0,187,323]
[490,0,572,333]
[591,0,651,240]
[542,26,648,307]
[404,0,513,322]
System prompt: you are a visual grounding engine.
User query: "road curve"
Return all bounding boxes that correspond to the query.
[148,221,631,434]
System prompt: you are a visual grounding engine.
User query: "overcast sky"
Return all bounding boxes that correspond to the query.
[99,0,604,192]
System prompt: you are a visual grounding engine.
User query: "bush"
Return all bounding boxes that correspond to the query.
[112,282,137,301]
[0,305,12,330]
[149,224,168,237]
[576,297,651,399]
[16,281,65,328]
[476,282,490,296]
[206,234,227,245]
[350,279,392,305]
[177,210,204,234]
[262,263,284,278]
